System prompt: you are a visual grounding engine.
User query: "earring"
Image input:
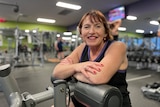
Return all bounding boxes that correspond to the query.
[103,36,107,41]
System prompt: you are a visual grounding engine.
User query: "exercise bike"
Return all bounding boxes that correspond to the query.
[0,64,122,107]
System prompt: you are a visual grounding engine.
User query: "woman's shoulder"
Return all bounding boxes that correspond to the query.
[109,41,127,51]
[112,41,127,47]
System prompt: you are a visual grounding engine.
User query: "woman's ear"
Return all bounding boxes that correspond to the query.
[104,34,107,38]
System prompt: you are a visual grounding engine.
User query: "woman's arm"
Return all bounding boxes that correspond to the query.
[76,41,127,84]
[52,44,81,79]
[53,43,103,80]
[53,41,127,85]
[108,19,122,35]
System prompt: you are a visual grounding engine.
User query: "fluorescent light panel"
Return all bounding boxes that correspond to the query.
[136,29,144,33]
[150,31,153,34]
[32,30,37,33]
[150,20,159,25]
[118,27,126,31]
[72,38,76,41]
[72,35,78,38]
[63,32,72,35]
[62,37,72,40]
[126,15,137,20]
[56,34,61,37]
[25,30,30,33]
[56,2,81,10]
[37,18,56,23]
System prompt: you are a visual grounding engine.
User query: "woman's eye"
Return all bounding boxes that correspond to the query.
[84,26,89,29]
[96,24,101,28]
[96,25,101,28]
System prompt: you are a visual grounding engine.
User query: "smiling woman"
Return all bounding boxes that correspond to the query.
[52,10,132,107]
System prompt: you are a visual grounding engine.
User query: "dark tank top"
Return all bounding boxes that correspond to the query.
[57,41,63,52]
[77,40,131,107]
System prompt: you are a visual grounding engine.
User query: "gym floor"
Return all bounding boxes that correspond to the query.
[0,62,160,107]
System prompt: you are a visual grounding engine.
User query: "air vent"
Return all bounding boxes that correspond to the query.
[58,9,73,15]
[144,17,151,21]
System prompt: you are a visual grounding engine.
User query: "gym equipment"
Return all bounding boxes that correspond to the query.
[153,56,160,72]
[12,27,44,67]
[73,81,122,107]
[141,82,160,102]
[0,64,122,107]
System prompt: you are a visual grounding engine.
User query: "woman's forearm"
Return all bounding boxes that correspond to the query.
[53,60,103,82]
[73,73,92,84]
[53,63,77,79]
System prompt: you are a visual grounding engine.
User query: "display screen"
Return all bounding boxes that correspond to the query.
[108,6,125,22]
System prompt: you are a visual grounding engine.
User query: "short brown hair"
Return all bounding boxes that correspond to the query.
[78,10,113,40]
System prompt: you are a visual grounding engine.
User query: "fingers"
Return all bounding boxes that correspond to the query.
[84,66,97,74]
[82,62,104,77]
[81,66,90,78]
[86,62,103,72]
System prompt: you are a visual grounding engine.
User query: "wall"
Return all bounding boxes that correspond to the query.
[119,31,143,38]
[0,21,67,51]
[0,21,67,32]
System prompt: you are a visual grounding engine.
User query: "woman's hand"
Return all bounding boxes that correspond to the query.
[75,61,103,78]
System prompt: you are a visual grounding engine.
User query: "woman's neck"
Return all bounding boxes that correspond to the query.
[89,42,105,61]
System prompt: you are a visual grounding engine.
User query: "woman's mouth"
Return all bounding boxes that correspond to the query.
[87,36,98,40]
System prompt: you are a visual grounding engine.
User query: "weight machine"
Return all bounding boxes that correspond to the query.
[0,64,122,107]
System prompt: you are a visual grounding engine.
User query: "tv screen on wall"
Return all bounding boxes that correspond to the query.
[108,6,126,22]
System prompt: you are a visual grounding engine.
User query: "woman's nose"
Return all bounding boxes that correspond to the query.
[89,27,95,33]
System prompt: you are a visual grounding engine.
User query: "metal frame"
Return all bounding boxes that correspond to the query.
[0,64,122,107]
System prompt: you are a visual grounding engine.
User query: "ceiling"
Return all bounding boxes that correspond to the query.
[0,0,160,35]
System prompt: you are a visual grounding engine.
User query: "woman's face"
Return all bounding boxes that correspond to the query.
[81,16,106,47]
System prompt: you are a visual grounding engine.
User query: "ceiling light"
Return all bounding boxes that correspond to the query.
[25,30,30,33]
[150,20,159,25]
[63,32,72,35]
[150,31,153,34]
[118,27,126,31]
[126,15,137,20]
[62,37,72,40]
[56,2,81,10]
[37,18,56,23]
[56,34,61,37]
[72,38,76,41]
[136,29,144,33]
[72,35,78,38]
[32,30,37,33]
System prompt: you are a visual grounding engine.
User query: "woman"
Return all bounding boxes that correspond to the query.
[53,10,132,107]
[56,37,64,59]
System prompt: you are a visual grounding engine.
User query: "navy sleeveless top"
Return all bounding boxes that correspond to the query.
[57,41,63,52]
[80,40,130,99]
